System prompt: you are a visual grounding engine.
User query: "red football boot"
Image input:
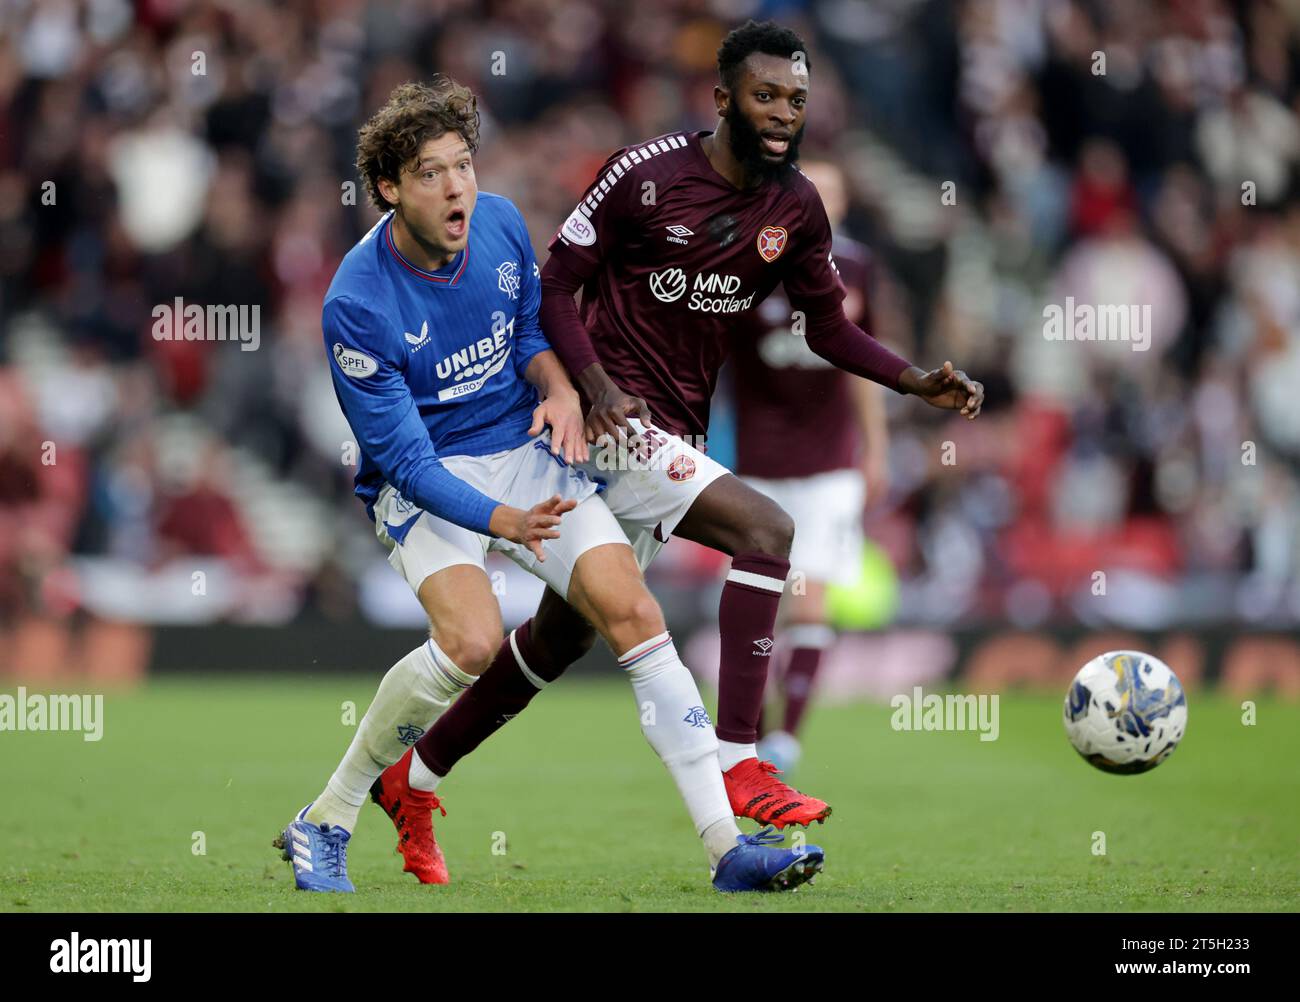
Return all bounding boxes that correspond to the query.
[723,758,832,829]
[369,749,450,884]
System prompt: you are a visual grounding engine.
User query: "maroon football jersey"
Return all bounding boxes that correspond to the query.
[547,131,844,440]
[732,235,872,479]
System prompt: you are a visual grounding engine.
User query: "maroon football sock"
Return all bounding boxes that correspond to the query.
[781,645,827,737]
[714,552,790,744]
[413,619,569,777]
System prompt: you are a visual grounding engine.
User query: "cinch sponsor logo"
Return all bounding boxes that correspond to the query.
[50,933,151,982]
[434,318,514,401]
[647,269,756,313]
[0,687,104,741]
[560,208,595,246]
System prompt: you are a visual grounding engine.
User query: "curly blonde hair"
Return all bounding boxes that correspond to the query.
[356,75,480,211]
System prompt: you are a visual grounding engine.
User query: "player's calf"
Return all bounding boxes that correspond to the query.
[565,542,756,874]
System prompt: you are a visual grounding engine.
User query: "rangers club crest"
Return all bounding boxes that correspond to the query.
[396,723,425,745]
[756,225,788,263]
[497,260,521,300]
[667,455,696,482]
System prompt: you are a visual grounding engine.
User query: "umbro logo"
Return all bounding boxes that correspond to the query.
[665,224,693,246]
[405,321,430,350]
[753,637,774,656]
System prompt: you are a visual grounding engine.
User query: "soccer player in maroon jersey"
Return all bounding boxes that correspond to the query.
[733,158,891,776]
[374,20,983,878]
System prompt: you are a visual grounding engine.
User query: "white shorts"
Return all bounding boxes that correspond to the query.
[573,418,731,570]
[743,468,866,586]
[374,435,629,600]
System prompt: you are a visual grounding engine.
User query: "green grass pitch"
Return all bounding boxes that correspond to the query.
[2,676,1296,912]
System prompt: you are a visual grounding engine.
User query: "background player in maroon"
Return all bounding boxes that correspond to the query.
[383,21,984,865]
[733,158,891,776]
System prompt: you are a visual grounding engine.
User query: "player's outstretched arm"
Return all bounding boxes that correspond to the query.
[793,293,983,419]
[522,350,588,464]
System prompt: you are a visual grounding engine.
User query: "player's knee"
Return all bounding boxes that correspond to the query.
[741,502,795,558]
[429,625,498,676]
[604,588,666,639]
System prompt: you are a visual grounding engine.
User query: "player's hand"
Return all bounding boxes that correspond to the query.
[529,390,589,464]
[585,386,653,442]
[899,361,984,419]
[488,495,578,562]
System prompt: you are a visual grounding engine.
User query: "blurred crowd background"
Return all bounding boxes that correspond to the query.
[2,0,1299,674]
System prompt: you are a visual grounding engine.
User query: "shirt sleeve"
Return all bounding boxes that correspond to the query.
[539,254,600,377]
[542,150,649,377]
[781,186,847,311]
[547,147,640,275]
[324,295,502,535]
[510,205,551,379]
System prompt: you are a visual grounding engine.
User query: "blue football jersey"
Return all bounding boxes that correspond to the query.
[323,193,551,535]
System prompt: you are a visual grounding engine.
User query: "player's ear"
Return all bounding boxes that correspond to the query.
[714,85,728,117]
[378,176,400,208]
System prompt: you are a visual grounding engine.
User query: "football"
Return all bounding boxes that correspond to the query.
[1063,651,1189,774]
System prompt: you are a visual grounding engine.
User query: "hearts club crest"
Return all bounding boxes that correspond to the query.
[756,226,788,263]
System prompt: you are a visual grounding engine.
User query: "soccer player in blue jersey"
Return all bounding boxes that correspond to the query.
[273,77,822,894]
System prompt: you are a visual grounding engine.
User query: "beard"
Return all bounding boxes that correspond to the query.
[724,103,804,188]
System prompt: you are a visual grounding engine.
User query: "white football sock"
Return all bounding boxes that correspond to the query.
[407,748,443,793]
[618,632,740,866]
[702,817,742,868]
[717,740,757,772]
[307,639,472,830]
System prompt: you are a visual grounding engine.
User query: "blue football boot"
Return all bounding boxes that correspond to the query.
[272,804,355,893]
[712,825,824,892]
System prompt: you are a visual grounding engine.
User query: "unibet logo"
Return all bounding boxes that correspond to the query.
[649,267,687,303]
